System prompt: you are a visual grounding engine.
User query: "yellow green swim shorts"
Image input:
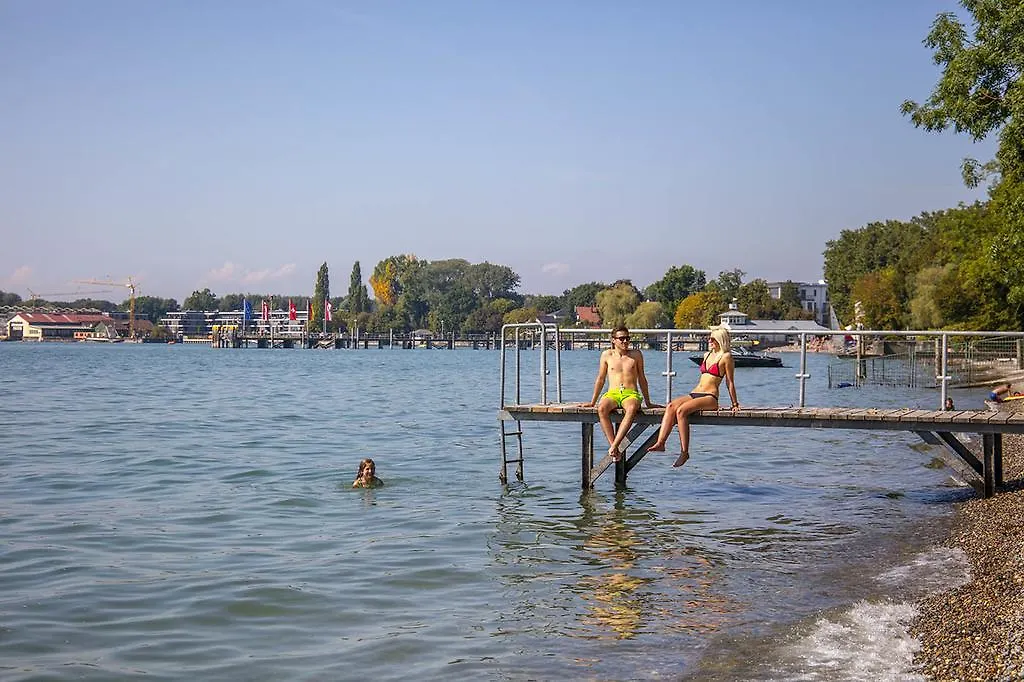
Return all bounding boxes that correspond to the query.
[602,387,642,407]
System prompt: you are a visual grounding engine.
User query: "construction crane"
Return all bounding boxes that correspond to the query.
[75,277,138,338]
[26,288,111,304]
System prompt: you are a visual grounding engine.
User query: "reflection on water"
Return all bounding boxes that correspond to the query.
[491,486,741,660]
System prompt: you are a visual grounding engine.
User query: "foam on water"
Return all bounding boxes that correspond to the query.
[781,600,924,681]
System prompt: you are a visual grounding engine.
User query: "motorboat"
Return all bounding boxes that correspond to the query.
[690,345,783,368]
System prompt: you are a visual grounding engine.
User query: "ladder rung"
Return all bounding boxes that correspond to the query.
[502,431,523,437]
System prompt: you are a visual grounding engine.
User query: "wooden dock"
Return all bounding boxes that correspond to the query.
[498,404,1024,497]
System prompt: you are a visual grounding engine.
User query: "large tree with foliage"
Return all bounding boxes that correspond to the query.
[674,290,725,329]
[902,1,1024,325]
[901,0,1024,186]
[704,269,745,304]
[133,295,178,322]
[347,261,369,313]
[595,282,640,329]
[822,219,932,326]
[312,262,330,329]
[625,301,670,329]
[645,265,706,312]
[562,282,607,310]
[183,288,217,311]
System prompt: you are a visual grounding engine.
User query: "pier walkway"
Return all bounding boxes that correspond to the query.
[496,323,1024,498]
[499,404,1024,497]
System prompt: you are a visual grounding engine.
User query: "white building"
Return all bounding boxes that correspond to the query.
[765,280,831,328]
[717,305,832,348]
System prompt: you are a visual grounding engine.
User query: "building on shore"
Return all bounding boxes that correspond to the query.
[159,307,310,339]
[764,280,833,329]
[717,304,832,348]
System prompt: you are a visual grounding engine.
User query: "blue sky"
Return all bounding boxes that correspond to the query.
[1,0,994,303]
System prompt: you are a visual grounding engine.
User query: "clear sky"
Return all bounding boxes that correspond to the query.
[1,0,995,303]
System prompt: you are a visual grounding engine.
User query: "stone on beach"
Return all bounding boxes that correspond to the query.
[911,433,1024,680]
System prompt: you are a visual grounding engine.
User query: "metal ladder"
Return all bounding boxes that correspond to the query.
[499,420,524,484]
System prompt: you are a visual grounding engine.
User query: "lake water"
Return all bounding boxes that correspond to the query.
[0,342,983,680]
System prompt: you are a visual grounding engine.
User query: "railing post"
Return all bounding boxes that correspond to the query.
[499,326,507,407]
[797,333,810,407]
[515,328,521,406]
[554,326,563,403]
[938,332,950,409]
[539,323,548,404]
[663,331,676,404]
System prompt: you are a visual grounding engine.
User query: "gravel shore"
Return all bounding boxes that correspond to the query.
[911,433,1024,681]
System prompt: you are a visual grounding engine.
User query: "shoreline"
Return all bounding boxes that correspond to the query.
[911,432,1024,680]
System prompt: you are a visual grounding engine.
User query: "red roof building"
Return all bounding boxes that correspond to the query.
[6,312,113,341]
[574,306,602,327]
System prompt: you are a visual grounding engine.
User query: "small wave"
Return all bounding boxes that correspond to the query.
[876,546,971,593]
[779,600,924,681]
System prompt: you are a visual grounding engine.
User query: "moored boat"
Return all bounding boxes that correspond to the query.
[690,345,783,368]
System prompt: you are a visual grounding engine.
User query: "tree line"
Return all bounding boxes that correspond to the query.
[1,260,814,336]
[826,0,1024,331]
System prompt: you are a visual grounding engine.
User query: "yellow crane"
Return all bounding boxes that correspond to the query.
[75,277,138,338]
[27,288,111,304]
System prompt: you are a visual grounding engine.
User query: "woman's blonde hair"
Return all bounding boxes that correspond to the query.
[709,326,731,353]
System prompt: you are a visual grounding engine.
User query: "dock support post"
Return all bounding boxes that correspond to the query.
[982,433,996,498]
[994,433,1003,487]
[582,423,594,489]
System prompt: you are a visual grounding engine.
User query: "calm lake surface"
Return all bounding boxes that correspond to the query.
[0,342,983,680]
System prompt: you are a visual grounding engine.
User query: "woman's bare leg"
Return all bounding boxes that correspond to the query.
[649,396,685,451]
[673,396,718,467]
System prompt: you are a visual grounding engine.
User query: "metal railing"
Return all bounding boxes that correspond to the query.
[499,326,1024,410]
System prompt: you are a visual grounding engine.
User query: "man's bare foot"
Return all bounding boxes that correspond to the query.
[672,452,690,468]
[648,441,665,452]
[609,446,622,462]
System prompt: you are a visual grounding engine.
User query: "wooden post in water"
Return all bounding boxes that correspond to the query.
[581,423,594,489]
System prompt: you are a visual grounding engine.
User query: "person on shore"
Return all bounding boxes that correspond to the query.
[649,326,739,468]
[944,397,955,411]
[989,383,1012,402]
[352,458,384,488]
[583,326,660,462]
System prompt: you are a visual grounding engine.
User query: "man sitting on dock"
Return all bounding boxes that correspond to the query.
[583,326,660,461]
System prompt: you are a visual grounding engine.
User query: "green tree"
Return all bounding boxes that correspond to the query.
[735,279,774,318]
[705,269,745,303]
[645,265,706,311]
[562,282,607,309]
[133,295,178,322]
[347,261,369,313]
[503,307,541,325]
[674,290,725,329]
[467,262,521,302]
[312,262,330,329]
[909,264,953,329]
[183,288,217,311]
[625,301,670,329]
[523,294,563,314]
[0,291,22,305]
[851,269,904,329]
[596,282,640,329]
[901,1,1024,186]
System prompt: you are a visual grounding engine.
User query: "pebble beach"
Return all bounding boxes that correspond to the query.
[912,433,1024,681]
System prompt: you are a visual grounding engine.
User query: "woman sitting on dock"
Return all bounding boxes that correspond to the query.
[649,326,740,468]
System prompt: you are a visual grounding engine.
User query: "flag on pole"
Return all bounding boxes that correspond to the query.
[262,299,269,321]
[243,299,252,322]
[289,299,297,321]
[306,299,312,323]
[326,298,332,322]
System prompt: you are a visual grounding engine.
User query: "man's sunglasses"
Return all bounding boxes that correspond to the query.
[613,335,630,341]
